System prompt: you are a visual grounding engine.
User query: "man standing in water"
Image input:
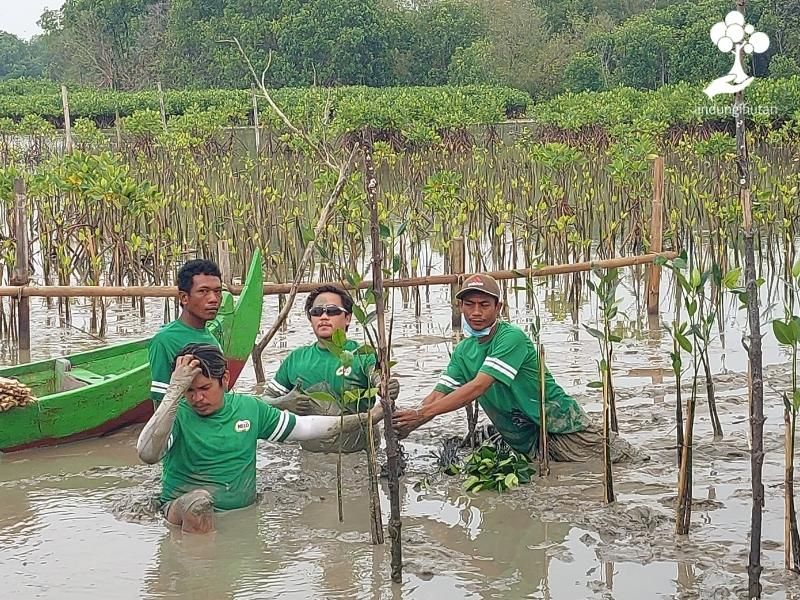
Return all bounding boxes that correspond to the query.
[264,285,398,453]
[137,343,383,533]
[392,274,645,463]
[148,260,223,403]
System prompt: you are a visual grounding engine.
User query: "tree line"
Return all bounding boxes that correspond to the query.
[1,0,797,98]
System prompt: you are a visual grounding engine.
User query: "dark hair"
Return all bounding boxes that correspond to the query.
[304,284,354,315]
[177,260,222,294]
[174,343,226,381]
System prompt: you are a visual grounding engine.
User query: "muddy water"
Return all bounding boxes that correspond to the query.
[1,273,799,599]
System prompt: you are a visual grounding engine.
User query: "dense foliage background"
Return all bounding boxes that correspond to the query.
[1,0,797,97]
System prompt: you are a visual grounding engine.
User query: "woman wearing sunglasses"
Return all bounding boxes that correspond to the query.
[265,285,399,453]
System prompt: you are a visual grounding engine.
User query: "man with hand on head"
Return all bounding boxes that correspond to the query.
[264,285,399,453]
[137,343,383,534]
[392,273,645,463]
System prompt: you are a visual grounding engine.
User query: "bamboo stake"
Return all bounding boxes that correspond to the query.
[602,362,615,504]
[0,252,678,299]
[647,156,664,315]
[365,141,403,583]
[450,236,465,328]
[538,343,550,476]
[218,240,232,286]
[12,179,30,357]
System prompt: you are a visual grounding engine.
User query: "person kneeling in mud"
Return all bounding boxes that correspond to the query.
[264,285,398,454]
[392,273,646,463]
[136,343,383,534]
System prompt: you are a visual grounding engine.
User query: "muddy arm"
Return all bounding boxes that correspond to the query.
[136,361,199,464]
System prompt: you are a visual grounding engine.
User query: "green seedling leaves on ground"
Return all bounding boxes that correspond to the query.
[460,443,531,493]
[587,381,604,389]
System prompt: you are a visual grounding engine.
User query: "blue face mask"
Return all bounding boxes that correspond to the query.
[462,316,496,337]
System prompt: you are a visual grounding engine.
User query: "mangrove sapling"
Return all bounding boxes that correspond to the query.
[307,327,382,535]
[365,142,404,583]
[585,267,623,503]
[520,274,550,476]
[730,3,768,591]
[771,259,800,573]
[658,255,740,534]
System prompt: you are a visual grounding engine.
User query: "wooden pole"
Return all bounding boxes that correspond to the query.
[156,82,168,132]
[647,156,664,315]
[450,236,465,328]
[218,240,232,286]
[61,85,73,153]
[251,86,261,156]
[365,141,403,582]
[0,252,678,299]
[12,179,30,355]
[538,343,550,476]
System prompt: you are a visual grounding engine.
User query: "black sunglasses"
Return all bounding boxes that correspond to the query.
[308,305,349,317]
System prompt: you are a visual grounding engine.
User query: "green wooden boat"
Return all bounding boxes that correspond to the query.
[0,250,264,453]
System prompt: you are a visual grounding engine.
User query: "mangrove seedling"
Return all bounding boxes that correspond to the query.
[771,259,800,573]
[586,267,622,504]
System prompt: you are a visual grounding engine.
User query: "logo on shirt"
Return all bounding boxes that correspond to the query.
[234,420,251,433]
[336,365,353,377]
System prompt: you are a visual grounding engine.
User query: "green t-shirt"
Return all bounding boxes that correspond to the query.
[268,339,376,412]
[434,321,590,455]
[148,318,221,402]
[161,392,297,511]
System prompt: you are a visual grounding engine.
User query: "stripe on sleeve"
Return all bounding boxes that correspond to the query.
[267,410,290,442]
[439,374,462,389]
[267,379,290,395]
[483,357,517,380]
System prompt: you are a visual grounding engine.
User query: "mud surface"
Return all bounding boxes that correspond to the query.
[2,274,800,599]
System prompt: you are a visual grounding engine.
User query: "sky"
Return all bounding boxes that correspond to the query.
[1,0,65,39]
